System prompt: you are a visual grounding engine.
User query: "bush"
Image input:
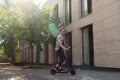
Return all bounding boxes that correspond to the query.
[0,54,12,63]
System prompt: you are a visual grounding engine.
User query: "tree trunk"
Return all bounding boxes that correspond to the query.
[44,43,48,64]
[12,55,15,63]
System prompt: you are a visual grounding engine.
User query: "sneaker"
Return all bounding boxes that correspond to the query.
[54,66,59,71]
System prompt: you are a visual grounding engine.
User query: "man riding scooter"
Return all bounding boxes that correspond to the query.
[54,28,69,71]
[50,28,75,75]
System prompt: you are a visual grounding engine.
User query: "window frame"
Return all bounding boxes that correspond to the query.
[81,0,92,17]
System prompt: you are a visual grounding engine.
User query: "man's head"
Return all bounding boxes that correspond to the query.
[59,28,65,35]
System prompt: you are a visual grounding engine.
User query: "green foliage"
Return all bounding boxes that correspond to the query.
[0,0,25,62]
[0,0,62,62]
[0,53,12,62]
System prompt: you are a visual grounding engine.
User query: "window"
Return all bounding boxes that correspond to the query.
[65,0,72,25]
[52,4,58,26]
[81,0,92,17]
[53,4,58,18]
[82,24,94,66]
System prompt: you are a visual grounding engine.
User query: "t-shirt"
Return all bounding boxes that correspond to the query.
[55,34,64,51]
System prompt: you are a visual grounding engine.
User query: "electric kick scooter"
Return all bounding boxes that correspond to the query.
[50,47,76,75]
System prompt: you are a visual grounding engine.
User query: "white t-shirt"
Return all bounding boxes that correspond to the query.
[55,34,64,51]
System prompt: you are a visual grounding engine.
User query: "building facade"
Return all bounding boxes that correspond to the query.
[43,0,120,68]
[20,0,120,68]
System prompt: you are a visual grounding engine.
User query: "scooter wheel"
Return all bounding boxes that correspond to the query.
[70,69,76,75]
[50,69,56,75]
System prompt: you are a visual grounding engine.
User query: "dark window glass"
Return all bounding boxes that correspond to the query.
[65,0,72,25]
[81,0,92,17]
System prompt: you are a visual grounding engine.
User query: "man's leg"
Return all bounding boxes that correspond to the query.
[59,53,65,66]
[54,48,65,71]
[58,48,65,70]
[54,50,61,71]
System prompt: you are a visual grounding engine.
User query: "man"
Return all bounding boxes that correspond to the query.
[54,28,68,71]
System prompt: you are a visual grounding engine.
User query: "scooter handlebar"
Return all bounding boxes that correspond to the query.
[68,47,71,49]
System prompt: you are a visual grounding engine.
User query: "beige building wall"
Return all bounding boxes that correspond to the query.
[93,0,120,68]
[43,0,120,68]
[48,44,55,64]
[33,46,36,63]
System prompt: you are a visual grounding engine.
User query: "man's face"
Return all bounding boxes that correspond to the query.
[61,29,65,35]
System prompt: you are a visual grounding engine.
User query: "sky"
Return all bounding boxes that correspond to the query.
[33,0,48,8]
[36,0,47,4]
[0,0,48,9]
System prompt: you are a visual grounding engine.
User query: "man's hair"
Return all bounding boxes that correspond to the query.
[59,28,64,32]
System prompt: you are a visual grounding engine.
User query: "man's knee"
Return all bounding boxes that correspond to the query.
[62,56,65,62]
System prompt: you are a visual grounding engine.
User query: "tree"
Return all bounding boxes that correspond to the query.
[0,0,25,62]
[0,0,61,64]
[15,0,61,64]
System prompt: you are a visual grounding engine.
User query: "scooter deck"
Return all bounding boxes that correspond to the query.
[55,71,69,73]
[50,68,76,75]
[53,68,71,73]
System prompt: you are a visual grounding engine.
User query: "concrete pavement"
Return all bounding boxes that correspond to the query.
[0,64,120,80]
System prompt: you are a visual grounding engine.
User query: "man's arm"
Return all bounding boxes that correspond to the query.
[58,41,68,50]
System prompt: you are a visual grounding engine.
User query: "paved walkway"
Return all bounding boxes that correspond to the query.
[0,64,120,80]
